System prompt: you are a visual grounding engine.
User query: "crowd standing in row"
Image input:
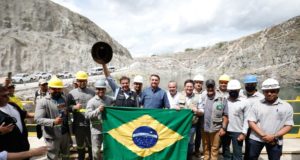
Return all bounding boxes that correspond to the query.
[0,65,294,160]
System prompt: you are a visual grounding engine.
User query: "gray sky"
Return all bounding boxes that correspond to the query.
[52,0,300,57]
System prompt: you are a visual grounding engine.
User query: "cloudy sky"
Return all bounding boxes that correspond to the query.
[52,0,300,57]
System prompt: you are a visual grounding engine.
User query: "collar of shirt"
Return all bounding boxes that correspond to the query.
[78,88,87,92]
[45,94,52,99]
[227,97,242,102]
[182,91,195,98]
[249,91,260,97]
[207,93,224,101]
[96,95,106,101]
[193,89,202,94]
[261,97,283,105]
[168,91,178,98]
[150,87,160,93]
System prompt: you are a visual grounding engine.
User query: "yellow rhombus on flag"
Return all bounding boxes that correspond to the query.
[102,107,193,160]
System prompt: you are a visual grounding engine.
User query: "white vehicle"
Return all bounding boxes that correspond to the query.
[35,72,52,80]
[108,66,116,72]
[57,71,73,79]
[88,67,103,75]
[12,73,34,83]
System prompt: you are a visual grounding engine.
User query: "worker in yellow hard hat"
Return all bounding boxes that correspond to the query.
[68,71,95,159]
[217,74,231,98]
[35,76,70,159]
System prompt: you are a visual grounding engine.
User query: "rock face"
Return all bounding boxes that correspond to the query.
[0,0,132,76]
[134,16,300,87]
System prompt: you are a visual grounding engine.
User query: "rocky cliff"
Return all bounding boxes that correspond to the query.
[133,16,300,87]
[0,0,132,75]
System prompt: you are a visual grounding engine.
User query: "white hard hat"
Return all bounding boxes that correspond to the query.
[133,75,143,83]
[193,74,204,81]
[261,78,280,90]
[227,79,241,90]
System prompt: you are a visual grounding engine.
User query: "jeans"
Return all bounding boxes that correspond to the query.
[222,132,243,160]
[247,139,282,160]
[187,126,196,160]
[194,119,202,153]
[244,128,251,160]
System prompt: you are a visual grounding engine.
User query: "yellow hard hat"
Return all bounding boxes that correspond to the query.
[76,71,88,80]
[219,74,231,81]
[48,76,64,88]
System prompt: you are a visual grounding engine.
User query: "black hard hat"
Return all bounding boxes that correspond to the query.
[206,79,215,88]
[91,41,113,64]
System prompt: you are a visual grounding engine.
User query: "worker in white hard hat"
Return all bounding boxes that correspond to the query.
[221,80,250,160]
[192,74,204,158]
[247,78,294,159]
[133,75,143,96]
[193,74,205,96]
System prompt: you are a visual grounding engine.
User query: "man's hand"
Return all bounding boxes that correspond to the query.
[74,103,82,110]
[53,117,62,125]
[98,105,104,112]
[237,133,246,141]
[29,146,48,157]
[57,103,65,109]
[175,106,181,111]
[0,122,14,134]
[191,107,197,113]
[219,128,226,136]
[262,134,275,143]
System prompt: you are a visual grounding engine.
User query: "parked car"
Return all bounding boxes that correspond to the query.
[88,67,103,75]
[12,73,34,83]
[35,72,52,80]
[57,71,73,79]
[108,66,116,72]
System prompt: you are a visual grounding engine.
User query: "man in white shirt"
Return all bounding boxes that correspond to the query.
[166,81,180,109]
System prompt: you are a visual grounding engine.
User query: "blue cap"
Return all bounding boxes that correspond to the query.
[244,75,258,84]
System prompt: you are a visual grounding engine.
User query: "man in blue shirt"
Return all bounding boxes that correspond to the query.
[140,74,170,109]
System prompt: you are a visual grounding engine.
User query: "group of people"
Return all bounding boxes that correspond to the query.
[166,74,293,160]
[0,63,294,160]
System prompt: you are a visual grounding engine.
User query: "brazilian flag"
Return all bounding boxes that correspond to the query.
[102,107,193,160]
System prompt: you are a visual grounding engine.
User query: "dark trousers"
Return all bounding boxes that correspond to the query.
[194,121,202,153]
[247,139,282,160]
[74,126,93,160]
[222,132,243,160]
[244,128,251,160]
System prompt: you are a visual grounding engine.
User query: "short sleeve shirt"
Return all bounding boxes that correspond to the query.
[248,98,294,142]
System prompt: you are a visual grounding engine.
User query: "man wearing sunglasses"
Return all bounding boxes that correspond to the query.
[0,86,30,156]
[247,78,294,160]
